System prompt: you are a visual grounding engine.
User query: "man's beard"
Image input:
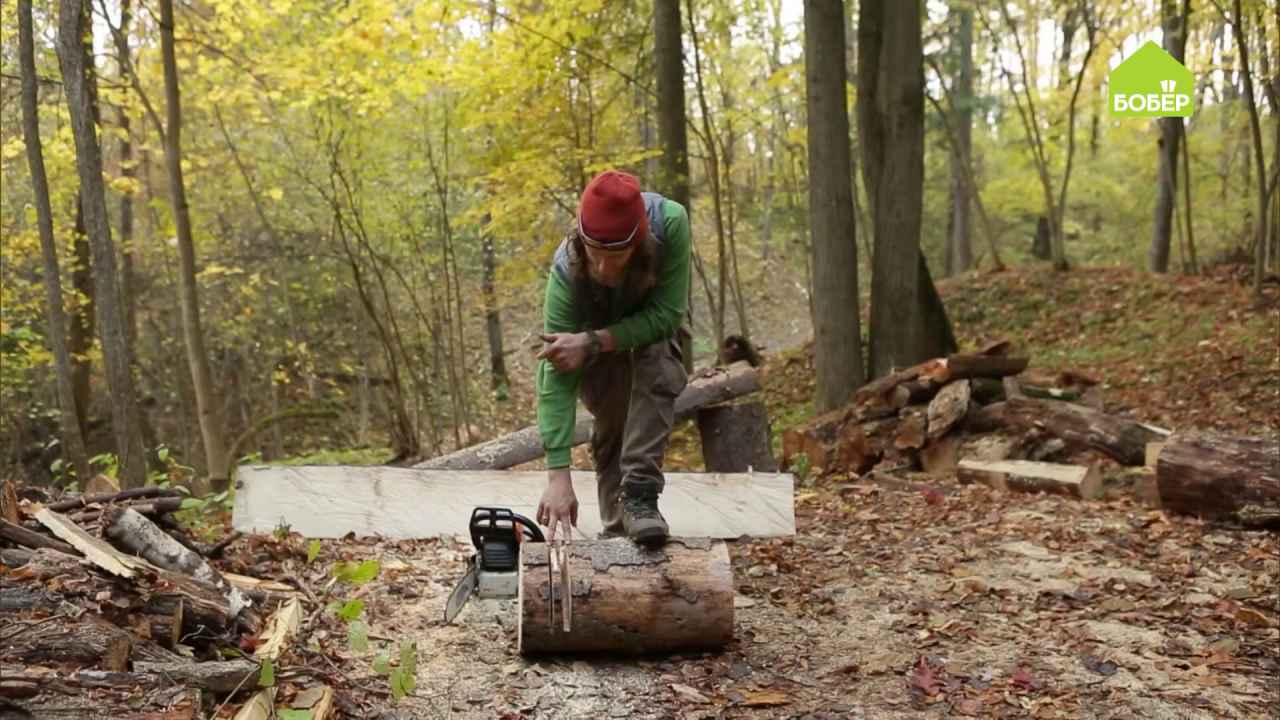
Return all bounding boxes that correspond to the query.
[589,267,625,288]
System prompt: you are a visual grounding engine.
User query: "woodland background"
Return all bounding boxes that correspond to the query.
[1,0,1277,491]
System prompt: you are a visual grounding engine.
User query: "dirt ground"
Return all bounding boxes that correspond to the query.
[245,473,1277,720]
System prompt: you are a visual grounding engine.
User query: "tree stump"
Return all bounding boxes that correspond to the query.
[696,401,778,472]
[518,538,733,655]
[1156,431,1280,526]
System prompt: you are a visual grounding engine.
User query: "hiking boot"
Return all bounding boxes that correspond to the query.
[622,493,669,545]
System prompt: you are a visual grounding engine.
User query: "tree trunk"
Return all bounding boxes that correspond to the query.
[805,0,865,411]
[517,539,733,655]
[1232,0,1270,295]
[948,2,975,275]
[861,0,948,378]
[1156,431,1279,525]
[19,0,91,484]
[1150,0,1189,273]
[654,0,694,373]
[56,0,148,489]
[154,0,229,492]
[69,204,94,439]
[480,223,508,392]
[696,401,778,472]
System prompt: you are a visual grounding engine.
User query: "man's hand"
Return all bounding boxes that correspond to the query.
[537,468,578,542]
[537,332,591,373]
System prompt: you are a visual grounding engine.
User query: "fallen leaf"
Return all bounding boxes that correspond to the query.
[740,690,789,707]
[734,595,758,609]
[669,683,711,704]
[952,697,984,716]
[910,656,945,696]
[1009,667,1042,692]
[1235,607,1275,628]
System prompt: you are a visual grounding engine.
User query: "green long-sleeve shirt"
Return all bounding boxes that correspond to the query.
[536,197,691,468]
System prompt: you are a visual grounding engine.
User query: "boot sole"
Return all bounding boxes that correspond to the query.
[629,524,669,546]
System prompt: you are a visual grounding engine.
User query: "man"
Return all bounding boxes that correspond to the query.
[534,170,691,546]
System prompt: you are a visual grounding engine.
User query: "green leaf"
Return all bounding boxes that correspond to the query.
[372,653,391,674]
[258,658,275,687]
[157,446,170,462]
[347,559,380,585]
[180,497,205,511]
[389,668,407,701]
[279,711,312,720]
[399,640,416,676]
[307,539,321,564]
[348,620,368,652]
[338,599,364,622]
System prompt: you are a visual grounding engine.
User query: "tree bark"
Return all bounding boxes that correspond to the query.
[1150,0,1190,273]
[56,0,149,488]
[3,618,133,671]
[696,401,778,472]
[1156,431,1280,525]
[518,539,733,655]
[415,362,761,470]
[654,0,694,372]
[805,0,865,411]
[153,0,230,492]
[19,0,91,484]
[947,2,975,275]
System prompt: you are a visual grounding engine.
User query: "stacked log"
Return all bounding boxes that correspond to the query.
[0,487,299,716]
[781,347,1145,501]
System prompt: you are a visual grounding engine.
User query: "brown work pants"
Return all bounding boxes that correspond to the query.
[579,334,688,535]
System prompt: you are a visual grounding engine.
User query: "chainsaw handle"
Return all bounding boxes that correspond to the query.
[468,506,545,549]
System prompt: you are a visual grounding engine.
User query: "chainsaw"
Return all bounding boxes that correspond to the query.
[444,507,574,631]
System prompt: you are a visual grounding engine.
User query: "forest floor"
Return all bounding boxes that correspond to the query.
[206,263,1278,719]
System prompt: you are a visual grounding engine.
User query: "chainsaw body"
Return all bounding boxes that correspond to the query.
[444,507,543,623]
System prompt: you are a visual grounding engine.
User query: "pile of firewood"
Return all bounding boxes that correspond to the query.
[1,485,323,718]
[782,342,1280,524]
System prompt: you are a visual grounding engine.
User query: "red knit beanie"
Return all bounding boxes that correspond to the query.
[578,170,648,249]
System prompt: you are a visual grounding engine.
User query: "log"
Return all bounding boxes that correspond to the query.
[415,362,761,470]
[2,617,132,671]
[958,459,1104,500]
[696,401,778,472]
[69,497,185,523]
[936,354,1029,381]
[926,380,971,439]
[234,466,794,539]
[834,418,894,475]
[0,518,76,555]
[1002,396,1164,466]
[963,401,1008,433]
[853,358,948,405]
[47,486,182,512]
[103,507,249,617]
[1155,431,1280,525]
[132,659,260,694]
[518,538,733,655]
[893,411,928,451]
[919,434,961,476]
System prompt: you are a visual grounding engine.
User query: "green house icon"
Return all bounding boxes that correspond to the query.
[1109,41,1194,118]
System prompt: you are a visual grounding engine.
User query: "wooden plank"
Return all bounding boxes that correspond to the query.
[233,466,795,539]
[34,508,151,578]
[958,459,1103,500]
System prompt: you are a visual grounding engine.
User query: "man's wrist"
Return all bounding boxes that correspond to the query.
[584,329,602,358]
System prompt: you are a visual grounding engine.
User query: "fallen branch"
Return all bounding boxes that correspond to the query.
[0,518,76,555]
[415,361,761,470]
[47,486,182,512]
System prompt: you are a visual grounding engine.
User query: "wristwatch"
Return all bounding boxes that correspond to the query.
[585,329,602,359]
